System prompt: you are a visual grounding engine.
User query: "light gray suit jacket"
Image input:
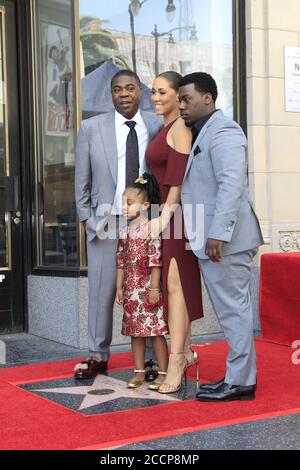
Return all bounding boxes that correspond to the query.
[181,110,264,259]
[75,110,163,241]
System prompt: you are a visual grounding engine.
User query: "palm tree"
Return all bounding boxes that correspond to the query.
[80,16,129,74]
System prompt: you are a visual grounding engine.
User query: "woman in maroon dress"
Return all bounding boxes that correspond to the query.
[145,71,203,393]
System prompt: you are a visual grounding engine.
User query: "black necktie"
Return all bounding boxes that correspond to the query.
[125,121,139,186]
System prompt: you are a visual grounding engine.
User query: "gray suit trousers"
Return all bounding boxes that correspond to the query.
[199,249,257,386]
[87,231,118,361]
[87,217,154,362]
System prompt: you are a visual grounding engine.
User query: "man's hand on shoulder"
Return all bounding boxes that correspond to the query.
[205,238,224,262]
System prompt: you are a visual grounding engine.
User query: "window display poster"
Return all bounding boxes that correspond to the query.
[42,22,73,135]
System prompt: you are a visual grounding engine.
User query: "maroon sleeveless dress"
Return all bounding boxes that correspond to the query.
[145,121,203,322]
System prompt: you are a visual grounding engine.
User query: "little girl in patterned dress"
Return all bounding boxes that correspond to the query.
[115,173,169,389]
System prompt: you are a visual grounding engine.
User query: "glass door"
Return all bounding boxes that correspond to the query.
[0,1,23,333]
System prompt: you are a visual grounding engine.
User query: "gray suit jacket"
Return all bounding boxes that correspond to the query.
[75,110,163,241]
[181,110,264,259]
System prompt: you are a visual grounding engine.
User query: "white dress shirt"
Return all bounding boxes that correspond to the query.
[111,110,148,215]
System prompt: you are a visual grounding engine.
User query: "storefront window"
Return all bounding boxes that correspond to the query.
[31,0,236,271]
[79,0,234,118]
[32,0,79,268]
[0,9,8,269]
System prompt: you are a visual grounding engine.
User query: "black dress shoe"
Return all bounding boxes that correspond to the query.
[145,369,159,382]
[196,383,256,402]
[74,358,108,380]
[199,378,225,392]
[144,359,158,382]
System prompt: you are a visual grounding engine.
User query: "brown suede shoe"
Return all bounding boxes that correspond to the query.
[74,358,108,380]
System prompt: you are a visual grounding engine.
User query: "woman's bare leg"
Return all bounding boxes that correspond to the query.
[184,324,196,365]
[159,258,190,392]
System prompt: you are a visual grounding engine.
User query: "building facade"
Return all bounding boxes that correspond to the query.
[0,0,299,348]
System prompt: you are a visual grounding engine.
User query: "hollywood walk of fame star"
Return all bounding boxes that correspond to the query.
[32,375,181,410]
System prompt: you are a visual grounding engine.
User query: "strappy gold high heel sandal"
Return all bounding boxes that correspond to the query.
[184,347,200,389]
[127,369,145,388]
[148,371,167,391]
[157,352,186,394]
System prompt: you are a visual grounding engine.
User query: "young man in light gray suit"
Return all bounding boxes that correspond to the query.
[74,70,162,379]
[178,73,264,401]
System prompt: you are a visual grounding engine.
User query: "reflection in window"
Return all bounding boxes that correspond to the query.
[79,0,234,118]
[33,0,79,267]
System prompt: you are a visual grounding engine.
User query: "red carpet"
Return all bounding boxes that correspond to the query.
[0,339,300,450]
[260,253,300,346]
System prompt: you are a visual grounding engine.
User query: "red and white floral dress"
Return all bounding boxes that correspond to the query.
[116,223,168,337]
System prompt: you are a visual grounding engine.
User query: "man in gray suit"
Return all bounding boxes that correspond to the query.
[74,70,162,379]
[178,73,264,401]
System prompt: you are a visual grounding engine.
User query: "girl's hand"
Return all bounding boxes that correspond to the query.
[115,288,123,305]
[148,289,160,306]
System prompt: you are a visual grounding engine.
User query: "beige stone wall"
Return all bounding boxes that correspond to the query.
[246,0,300,254]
